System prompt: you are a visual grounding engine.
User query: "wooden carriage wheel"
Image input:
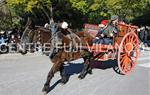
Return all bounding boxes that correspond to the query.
[118,32,139,75]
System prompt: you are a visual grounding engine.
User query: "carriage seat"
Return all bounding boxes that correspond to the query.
[84,24,113,45]
[93,37,113,45]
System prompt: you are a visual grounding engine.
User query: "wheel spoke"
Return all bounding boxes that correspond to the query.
[122,60,128,72]
[120,52,126,57]
[132,36,136,43]
[131,37,136,43]
[120,54,127,63]
[123,56,131,72]
[125,37,129,43]
[130,35,134,42]
[128,35,132,42]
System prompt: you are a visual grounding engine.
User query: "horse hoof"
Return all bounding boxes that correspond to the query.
[43,91,47,95]
[42,86,49,94]
[88,69,93,75]
[60,76,69,84]
[60,82,65,85]
[78,74,85,79]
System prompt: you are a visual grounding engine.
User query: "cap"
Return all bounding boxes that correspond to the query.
[99,20,108,27]
[111,15,118,21]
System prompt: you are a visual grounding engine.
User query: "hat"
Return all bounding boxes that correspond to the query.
[61,21,68,29]
[111,15,118,21]
[99,20,108,27]
[44,23,49,28]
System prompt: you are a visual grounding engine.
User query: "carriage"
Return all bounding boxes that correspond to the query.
[41,22,140,94]
[84,23,139,75]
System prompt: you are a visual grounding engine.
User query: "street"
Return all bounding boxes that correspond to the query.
[0,51,149,95]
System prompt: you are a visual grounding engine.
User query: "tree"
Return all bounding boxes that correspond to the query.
[5,0,52,27]
[3,0,150,29]
[69,0,150,23]
[0,1,13,31]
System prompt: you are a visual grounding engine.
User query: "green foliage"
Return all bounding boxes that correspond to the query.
[69,0,89,14]
[4,0,52,28]
[0,3,13,31]
[1,0,150,29]
[69,0,150,23]
[6,0,51,12]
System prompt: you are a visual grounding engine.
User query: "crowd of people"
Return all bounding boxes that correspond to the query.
[0,27,23,53]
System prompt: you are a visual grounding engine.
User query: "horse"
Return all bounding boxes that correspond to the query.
[19,25,52,54]
[42,28,95,94]
[32,26,51,44]
[18,17,51,54]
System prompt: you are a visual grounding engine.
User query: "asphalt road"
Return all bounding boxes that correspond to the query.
[0,51,149,95]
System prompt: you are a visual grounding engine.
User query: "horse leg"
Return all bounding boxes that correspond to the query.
[59,64,69,84]
[78,59,91,79]
[78,52,93,79]
[42,63,59,94]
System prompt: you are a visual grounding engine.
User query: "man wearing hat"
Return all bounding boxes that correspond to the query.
[101,15,120,44]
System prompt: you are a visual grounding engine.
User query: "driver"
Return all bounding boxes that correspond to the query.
[59,21,77,50]
[59,21,73,38]
[101,15,120,44]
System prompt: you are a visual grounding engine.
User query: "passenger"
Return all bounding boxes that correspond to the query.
[98,20,108,31]
[92,20,108,44]
[93,20,108,44]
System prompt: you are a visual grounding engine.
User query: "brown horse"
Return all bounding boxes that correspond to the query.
[42,30,94,94]
[18,26,52,54]
[32,26,51,44]
[19,17,52,54]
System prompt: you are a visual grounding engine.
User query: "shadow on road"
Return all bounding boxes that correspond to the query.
[46,79,61,93]
[47,59,123,93]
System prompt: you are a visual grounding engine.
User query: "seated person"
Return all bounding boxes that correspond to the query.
[93,15,120,45]
[93,20,108,44]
